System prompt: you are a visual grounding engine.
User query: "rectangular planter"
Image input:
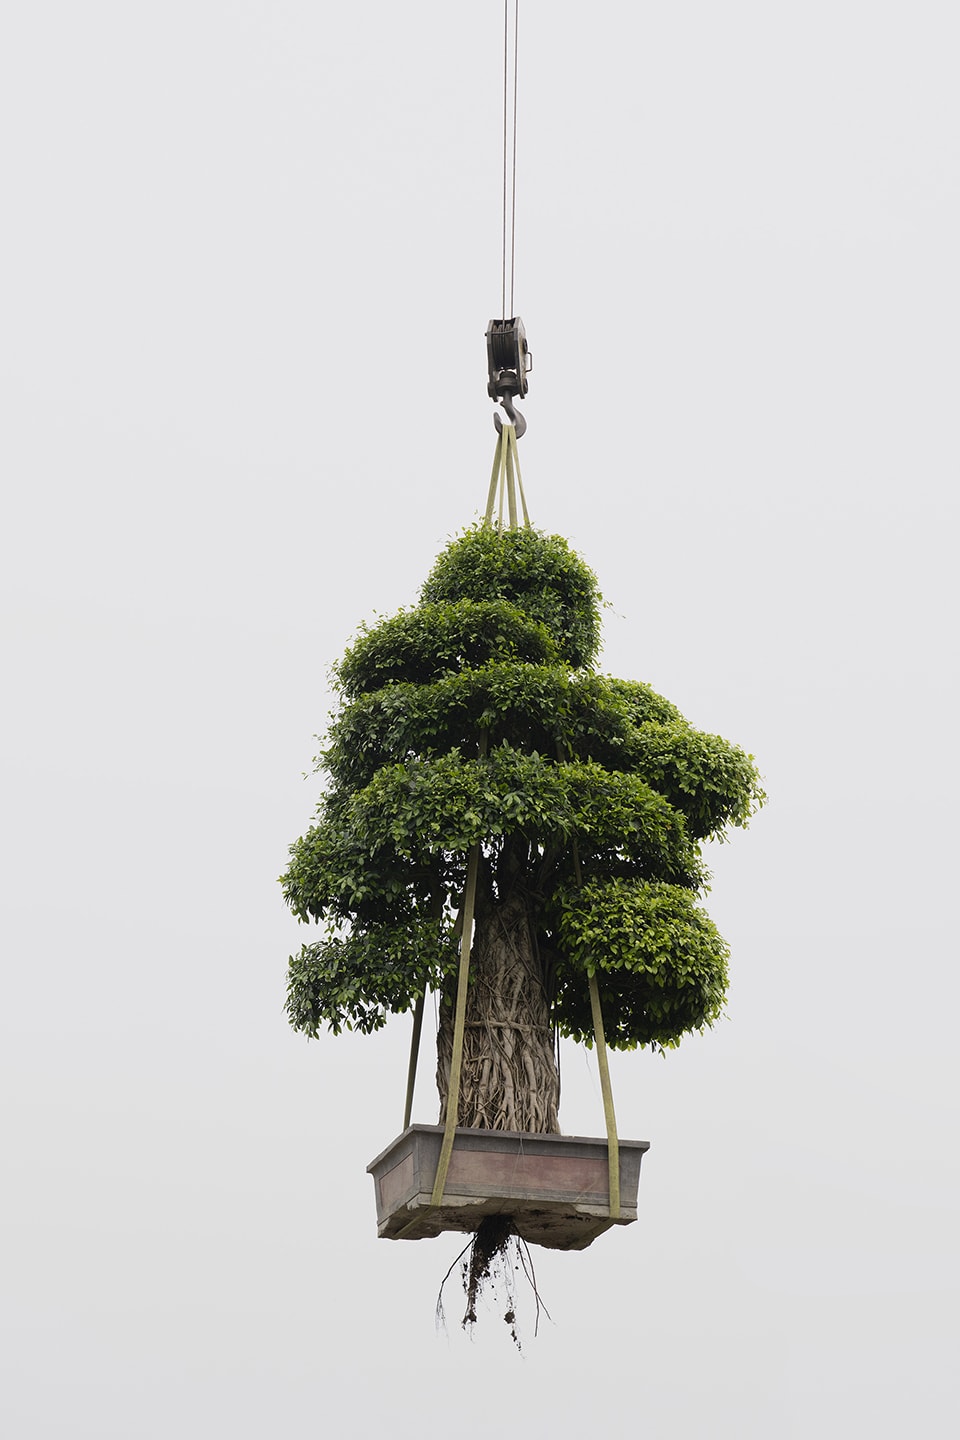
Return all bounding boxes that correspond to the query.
[367,1124,650,1252]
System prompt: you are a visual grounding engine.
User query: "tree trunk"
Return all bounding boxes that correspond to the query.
[436,890,560,1133]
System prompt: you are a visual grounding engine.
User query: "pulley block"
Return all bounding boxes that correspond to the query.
[486,316,532,401]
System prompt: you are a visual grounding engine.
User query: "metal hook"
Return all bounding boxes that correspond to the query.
[493,392,527,440]
[487,316,530,441]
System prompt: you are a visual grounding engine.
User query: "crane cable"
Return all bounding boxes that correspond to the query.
[502,0,519,321]
[485,1,529,528]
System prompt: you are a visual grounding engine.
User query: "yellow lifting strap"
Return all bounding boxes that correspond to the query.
[588,970,621,1219]
[402,990,425,1132]
[484,424,530,529]
[394,841,481,1238]
[571,834,621,1218]
[430,842,481,1208]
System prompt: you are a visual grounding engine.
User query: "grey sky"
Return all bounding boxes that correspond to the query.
[2,3,958,1436]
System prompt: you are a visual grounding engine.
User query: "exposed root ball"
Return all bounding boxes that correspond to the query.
[462,1215,515,1329]
[436,1215,551,1352]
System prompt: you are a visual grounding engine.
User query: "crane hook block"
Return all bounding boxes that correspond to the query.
[486,317,532,402]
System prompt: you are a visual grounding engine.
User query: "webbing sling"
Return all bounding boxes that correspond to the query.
[588,970,621,1219]
[430,842,481,1207]
[484,424,530,529]
[394,842,480,1239]
[572,837,621,1218]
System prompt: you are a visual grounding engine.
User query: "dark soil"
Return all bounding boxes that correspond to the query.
[462,1215,516,1329]
[436,1214,550,1352]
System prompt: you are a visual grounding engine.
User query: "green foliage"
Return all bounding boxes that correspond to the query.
[550,879,729,1050]
[323,666,760,843]
[282,523,763,1051]
[336,598,558,699]
[284,807,439,926]
[286,919,458,1037]
[420,525,602,669]
[622,723,765,840]
[348,748,698,875]
[324,662,574,792]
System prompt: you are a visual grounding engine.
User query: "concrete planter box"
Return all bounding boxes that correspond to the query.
[367,1124,650,1252]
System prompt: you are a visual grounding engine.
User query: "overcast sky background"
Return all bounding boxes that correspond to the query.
[3,2,958,1436]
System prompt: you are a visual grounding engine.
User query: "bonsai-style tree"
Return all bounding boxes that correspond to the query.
[283,523,763,1132]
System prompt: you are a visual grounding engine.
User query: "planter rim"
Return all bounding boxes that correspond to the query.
[367,1122,650,1174]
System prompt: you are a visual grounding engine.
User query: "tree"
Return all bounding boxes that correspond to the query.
[282,524,764,1132]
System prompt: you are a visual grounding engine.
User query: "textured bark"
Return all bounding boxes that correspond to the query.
[436,891,560,1133]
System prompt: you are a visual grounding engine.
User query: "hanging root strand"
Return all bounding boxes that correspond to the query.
[435,1234,474,1335]
[516,1232,551,1336]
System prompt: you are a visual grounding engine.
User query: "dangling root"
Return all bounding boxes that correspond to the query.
[435,1215,552,1352]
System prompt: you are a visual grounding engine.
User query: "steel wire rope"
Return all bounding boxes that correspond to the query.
[510,0,519,317]
[501,1,520,319]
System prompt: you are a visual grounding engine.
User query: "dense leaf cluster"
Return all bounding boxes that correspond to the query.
[283,525,763,1046]
[550,880,729,1049]
[420,525,602,669]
